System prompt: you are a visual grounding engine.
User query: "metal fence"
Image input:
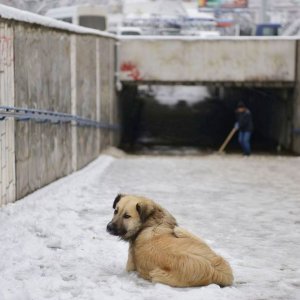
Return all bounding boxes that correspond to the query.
[0,18,119,206]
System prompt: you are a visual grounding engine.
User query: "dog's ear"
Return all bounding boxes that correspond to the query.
[136,202,155,222]
[113,194,124,209]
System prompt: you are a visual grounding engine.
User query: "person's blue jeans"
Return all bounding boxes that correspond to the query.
[238,131,252,156]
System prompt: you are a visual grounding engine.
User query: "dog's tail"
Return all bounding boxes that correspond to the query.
[211,255,234,287]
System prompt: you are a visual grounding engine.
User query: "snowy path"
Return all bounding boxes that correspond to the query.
[0,153,300,300]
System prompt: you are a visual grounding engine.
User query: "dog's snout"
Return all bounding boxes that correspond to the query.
[106,222,116,234]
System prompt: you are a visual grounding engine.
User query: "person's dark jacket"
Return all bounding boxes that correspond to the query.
[236,109,253,132]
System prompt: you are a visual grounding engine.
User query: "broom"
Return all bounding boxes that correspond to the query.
[218,127,238,153]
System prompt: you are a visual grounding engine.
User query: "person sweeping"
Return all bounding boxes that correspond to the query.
[218,101,254,155]
[234,101,254,156]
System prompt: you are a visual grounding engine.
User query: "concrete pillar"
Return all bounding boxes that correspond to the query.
[96,38,101,152]
[71,34,78,171]
[260,0,269,23]
[0,22,16,206]
[292,41,300,154]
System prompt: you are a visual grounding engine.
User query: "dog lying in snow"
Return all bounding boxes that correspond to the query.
[107,194,233,287]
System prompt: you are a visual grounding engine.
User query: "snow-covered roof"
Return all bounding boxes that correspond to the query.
[185,9,215,21]
[46,5,77,18]
[45,5,108,19]
[0,4,116,39]
[123,0,186,16]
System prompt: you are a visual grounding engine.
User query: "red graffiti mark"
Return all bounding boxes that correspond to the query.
[0,35,13,67]
[121,62,135,72]
[0,36,11,42]
[121,62,142,81]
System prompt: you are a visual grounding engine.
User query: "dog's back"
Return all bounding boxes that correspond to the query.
[133,226,233,287]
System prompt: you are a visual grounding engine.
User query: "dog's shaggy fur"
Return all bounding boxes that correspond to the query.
[107,194,234,287]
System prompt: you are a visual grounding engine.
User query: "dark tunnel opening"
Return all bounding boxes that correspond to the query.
[119,85,295,155]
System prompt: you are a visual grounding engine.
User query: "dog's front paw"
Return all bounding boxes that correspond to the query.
[126,261,136,272]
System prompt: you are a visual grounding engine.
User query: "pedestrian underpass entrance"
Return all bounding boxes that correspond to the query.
[119,84,295,154]
[117,36,300,155]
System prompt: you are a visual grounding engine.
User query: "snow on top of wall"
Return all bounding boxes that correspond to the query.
[119,35,300,41]
[0,4,116,39]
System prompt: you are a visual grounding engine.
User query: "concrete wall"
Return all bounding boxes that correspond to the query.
[0,18,119,205]
[119,37,296,85]
[99,38,116,150]
[14,25,73,199]
[75,35,99,169]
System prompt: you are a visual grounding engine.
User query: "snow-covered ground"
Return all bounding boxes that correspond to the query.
[0,152,300,300]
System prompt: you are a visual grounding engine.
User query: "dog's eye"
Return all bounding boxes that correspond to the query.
[123,214,131,219]
[114,209,118,215]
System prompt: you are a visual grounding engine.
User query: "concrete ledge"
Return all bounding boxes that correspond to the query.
[0,4,116,39]
[120,81,295,87]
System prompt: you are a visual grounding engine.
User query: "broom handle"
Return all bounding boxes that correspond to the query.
[218,127,238,153]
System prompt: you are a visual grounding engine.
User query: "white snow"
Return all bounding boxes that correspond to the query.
[0,153,300,300]
[119,35,300,41]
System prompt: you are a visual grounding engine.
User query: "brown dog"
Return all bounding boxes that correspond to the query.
[107,194,234,287]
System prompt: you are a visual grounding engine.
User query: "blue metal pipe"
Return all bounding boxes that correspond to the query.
[0,106,119,130]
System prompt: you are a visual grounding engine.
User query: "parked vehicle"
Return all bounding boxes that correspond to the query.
[255,23,281,36]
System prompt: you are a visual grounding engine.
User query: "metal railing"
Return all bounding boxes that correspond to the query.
[0,106,119,130]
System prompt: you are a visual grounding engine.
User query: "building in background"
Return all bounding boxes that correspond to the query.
[198,0,248,9]
[114,0,221,36]
[197,0,300,35]
[1,0,300,36]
